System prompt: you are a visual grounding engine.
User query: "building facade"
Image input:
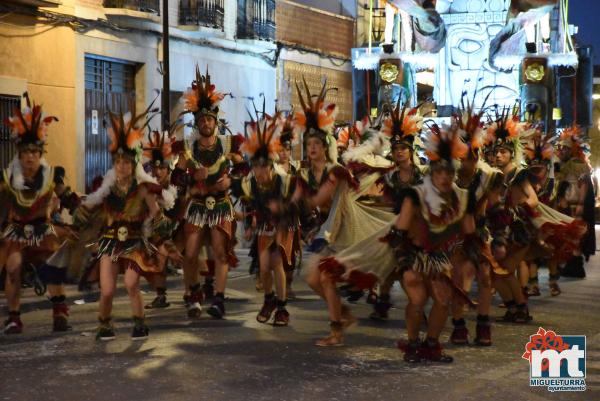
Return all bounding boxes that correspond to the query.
[0,0,355,192]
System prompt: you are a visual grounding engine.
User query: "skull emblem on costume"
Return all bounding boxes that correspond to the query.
[205,196,216,211]
[23,225,34,240]
[117,226,129,242]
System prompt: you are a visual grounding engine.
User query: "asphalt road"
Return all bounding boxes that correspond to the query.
[1,247,599,401]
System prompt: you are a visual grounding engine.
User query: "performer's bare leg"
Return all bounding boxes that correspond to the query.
[183,231,202,290]
[4,251,22,312]
[183,230,203,317]
[206,227,229,318]
[271,250,286,301]
[124,268,143,317]
[548,259,561,296]
[426,278,452,340]
[402,270,427,342]
[210,228,229,294]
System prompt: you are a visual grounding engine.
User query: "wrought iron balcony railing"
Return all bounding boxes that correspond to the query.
[103,0,160,14]
[237,0,275,41]
[179,0,224,30]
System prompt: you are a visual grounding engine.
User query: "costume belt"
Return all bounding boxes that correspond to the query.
[103,222,143,242]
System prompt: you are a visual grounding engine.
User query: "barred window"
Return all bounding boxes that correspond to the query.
[0,94,20,169]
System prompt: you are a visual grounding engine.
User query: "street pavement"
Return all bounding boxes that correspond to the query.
[1,245,599,401]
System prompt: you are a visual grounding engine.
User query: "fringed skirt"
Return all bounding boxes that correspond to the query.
[1,222,61,268]
[257,224,300,270]
[184,197,235,230]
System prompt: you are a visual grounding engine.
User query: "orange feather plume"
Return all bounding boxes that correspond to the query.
[5,93,58,147]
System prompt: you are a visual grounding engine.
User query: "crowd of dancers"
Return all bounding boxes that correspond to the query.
[0,67,595,364]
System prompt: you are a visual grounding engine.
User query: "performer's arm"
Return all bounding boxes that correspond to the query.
[520,179,539,209]
[142,186,161,220]
[53,166,81,213]
[576,176,590,217]
[393,196,416,230]
[305,173,338,209]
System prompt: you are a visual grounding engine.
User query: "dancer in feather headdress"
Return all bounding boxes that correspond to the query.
[290,77,357,250]
[450,97,503,346]
[485,107,535,324]
[487,115,586,324]
[273,112,301,298]
[312,122,477,361]
[234,103,299,326]
[554,124,595,278]
[275,112,300,176]
[179,66,245,320]
[521,126,561,296]
[73,101,175,341]
[368,101,426,321]
[142,128,184,310]
[1,93,78,334]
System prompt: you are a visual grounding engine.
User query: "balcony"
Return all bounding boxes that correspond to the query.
[103,0,160,22]
[237,0,276,41]
[179,0,224,30]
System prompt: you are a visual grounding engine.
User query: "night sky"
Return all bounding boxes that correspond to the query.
[569,0,600,65]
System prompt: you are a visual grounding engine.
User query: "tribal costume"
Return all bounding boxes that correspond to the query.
[319,122,474,360]
[1,93,77,334]
[487,113,585,323]
[179,66,243,319]
[450,98,503,346]
[73,103,174,341]
[290,79,358,252]
[236,108,299,326]
[555,125,595,277]
[142,129,183,310]
[363,101,425,321]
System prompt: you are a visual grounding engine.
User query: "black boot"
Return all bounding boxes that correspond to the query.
[146,287,170,309]
[561,256,586,278]
[131,316,149,340]
[514,303,533,324]
[474,315,492,346]
[450,318,469,345]
[369,294,392,321]
[51,295,71,332]
[500,300,517,322]
[207,292,225,319]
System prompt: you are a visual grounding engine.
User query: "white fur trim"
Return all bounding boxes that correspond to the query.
[82,168,116,208]
[8,156,51,191]
[417,175,462,217]
[342,130,390,164]
[135,162,159,186]
[419,175,444,216]
[82,163,158,208]
[161,184,177,211]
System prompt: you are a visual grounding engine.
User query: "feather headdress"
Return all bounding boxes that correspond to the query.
[143,123,179,168]
[522,124,555,166]
[485,105,526,151]
[454,92,487,158]
[4,92,58,151]
[293,77,338,161]
[381,98,424,149]
[558,124,589,161]
[181,65,225,119]
[241,99,283,166]
[107,97,159,162]
[277,112,295,149]
[424,123,468,169]
[336,125,351,148]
